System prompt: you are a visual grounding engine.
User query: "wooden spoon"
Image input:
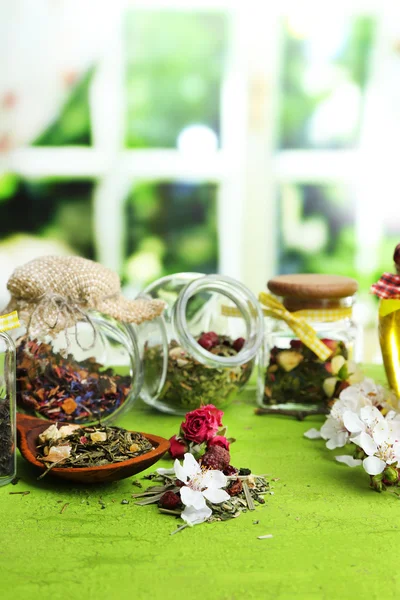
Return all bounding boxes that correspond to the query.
[17,414,170,484]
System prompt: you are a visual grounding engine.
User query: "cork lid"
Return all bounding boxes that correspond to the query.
[267,274,358,300]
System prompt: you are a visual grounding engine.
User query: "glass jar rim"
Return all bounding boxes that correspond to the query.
[173,274,264,367]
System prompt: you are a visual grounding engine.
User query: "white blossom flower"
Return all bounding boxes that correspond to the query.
[174,453,230,526]
[320,393,361,449]
[354,412,400,476]
[319,379,399,450]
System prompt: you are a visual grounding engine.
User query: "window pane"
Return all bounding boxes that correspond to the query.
[124,11,228,149]
[0,175,95,304]
[278,183,356,278]
[33,69,93,146]
[278,16,376,149]
[123,181,218,286]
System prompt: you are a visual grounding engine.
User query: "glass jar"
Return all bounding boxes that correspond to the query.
[13,312,164,425]
[378,299,400,397]
[0,331,16,486]
[140,273,264,414]
[257,274,359,415]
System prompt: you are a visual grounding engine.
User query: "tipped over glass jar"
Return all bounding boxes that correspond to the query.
[257,274,359,416]
[140,273,264,414]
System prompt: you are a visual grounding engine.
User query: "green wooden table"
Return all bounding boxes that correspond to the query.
[2,365,398,600]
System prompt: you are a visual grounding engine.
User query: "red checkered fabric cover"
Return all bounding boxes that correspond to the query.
[371,273,400,299]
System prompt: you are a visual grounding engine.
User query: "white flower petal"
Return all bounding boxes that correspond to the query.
[156,467,175,475]
[363,455,386,475]
[326,431,348,450]
[360,405,383,427]
[182,453,201,479]
[335,455,362,467]
[202,470,227,489]
[372,420,389,446]
[303,428,322,439]
[358,431,378,456]
[180,486,206,510]
[203,487,230,504]
[181,504,212,526]
[342,411,365,434]
[174,459,189,484]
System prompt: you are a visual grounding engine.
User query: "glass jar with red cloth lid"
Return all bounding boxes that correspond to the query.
[371,243,400,397]
[257,274,360,417]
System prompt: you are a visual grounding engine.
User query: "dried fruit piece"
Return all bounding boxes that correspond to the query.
[277,350,304,372]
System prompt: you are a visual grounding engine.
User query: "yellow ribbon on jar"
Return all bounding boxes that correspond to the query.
[222,293,352,361]
[0,311,20,332]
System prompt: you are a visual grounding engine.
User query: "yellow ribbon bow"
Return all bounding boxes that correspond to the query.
[0,311,20,332]
[258,293,333,361]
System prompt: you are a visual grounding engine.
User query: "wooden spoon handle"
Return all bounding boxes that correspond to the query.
[16,413,50,435]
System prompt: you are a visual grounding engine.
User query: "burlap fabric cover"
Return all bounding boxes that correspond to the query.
[3,255,165,336]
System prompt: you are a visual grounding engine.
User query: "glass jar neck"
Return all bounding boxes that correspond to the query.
[282,295,354,313]
[173,274,264,368]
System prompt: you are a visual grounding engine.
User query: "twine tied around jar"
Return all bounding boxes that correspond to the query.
[27,292,99,351]
[2,256,165,349]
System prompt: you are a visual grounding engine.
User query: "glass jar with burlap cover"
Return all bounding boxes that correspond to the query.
[2,256,165,425]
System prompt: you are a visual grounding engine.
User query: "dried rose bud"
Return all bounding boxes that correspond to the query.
[198,331,219,350]
[233,337,245,352]
[159,491,181,510]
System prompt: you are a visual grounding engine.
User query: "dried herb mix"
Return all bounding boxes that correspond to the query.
[16,339,131,423]
[146,333,251,410]
[0,398,14,479]
[36,424,153,470]
[263,338,348,407]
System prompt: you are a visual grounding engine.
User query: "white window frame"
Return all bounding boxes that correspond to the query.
[5,0,398,296]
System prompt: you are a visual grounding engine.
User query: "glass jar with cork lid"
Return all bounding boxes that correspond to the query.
[257,274,359,417]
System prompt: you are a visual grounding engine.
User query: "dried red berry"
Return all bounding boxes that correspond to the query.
[159,491,181,510]
[223,465,238,476]
[233,337,245,352]
[200,445,230,471]
[198,332,219,351]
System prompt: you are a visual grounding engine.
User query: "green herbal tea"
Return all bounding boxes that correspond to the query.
[36,424,153,471]
[263,339,349,407]
[146,334,252,411]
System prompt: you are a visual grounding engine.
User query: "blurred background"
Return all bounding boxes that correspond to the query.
[1,0,400,362]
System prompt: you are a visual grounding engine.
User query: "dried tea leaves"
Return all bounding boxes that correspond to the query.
[36,424,153,471]
[16,339,131,423]
[0,398,14,479]
[145,334,252,411]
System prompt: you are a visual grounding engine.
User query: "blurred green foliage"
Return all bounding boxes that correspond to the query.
[279,16,375,149]
[124,11,227,148]
[0,11,396,299]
